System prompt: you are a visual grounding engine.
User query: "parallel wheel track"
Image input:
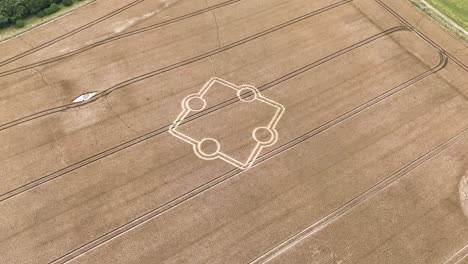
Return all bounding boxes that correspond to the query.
[0,0,145,67]
[0,0,241,77]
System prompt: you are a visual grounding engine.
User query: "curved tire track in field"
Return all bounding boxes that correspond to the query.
[375,0,467,71]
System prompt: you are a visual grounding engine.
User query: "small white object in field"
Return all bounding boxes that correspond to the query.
[72,92,97,103]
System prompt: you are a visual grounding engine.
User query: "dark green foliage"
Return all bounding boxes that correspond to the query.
[12,5,26,21]
[43,3,60,16]
[0,0,68,28]
[24,0,53,14]
[0,14,9,27]
[63,0,73,7]
[15,18,24,27]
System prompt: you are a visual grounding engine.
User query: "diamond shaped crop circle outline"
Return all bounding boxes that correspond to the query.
[169,77,285,170]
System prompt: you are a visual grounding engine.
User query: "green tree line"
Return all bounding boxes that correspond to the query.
[0,0,78,29]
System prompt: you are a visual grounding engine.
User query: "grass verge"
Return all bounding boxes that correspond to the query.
[426,0,466,30]
[409,0,467,42]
